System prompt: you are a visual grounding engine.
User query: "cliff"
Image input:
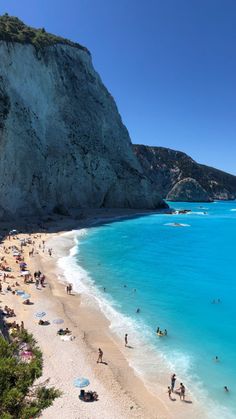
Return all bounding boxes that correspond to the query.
[133,145,236,201]
[0,16,167,218]
[166,178,211,202]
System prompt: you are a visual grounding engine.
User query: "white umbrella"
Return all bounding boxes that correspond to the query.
[20,271,30,276]
[9,229,18,235]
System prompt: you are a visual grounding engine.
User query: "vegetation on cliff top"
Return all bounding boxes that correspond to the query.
[0,329,61,418]
[0,14,89,52]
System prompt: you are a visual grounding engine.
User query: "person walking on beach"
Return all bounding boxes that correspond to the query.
[171,373,176,392]
[97,348,103,363]
[177,383,185,401]
[167,386,172,399]
[125,334,128,347]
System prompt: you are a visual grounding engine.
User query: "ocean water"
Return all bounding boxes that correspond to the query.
[59,202,236,418]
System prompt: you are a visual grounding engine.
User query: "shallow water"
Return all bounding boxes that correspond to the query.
[60,202,236,418]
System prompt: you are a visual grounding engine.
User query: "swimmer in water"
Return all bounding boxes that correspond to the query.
[156,327,160,334]
[224,386,229,392]
[214,356,219,362]
[136,308,140,313]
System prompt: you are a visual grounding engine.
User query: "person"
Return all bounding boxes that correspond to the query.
[136,308,140,313]
[164,329,168,336]
[177,383,185,401]
[0,282,2,292]
[171,374,176,392]
[167,386,172,399]
[20,321,24,331]
[214,356,219,362]
[224,386,229,392]
[97,348,103,363]
[125,334,128,347]
[156,327,160,334]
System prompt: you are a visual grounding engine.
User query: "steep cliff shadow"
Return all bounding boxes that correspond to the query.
[0,207,171,242]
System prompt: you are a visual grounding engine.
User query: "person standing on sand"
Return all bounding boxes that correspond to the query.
[167,386,172,399]
[97,348,103,363]
[177,383,185,401]
[171,373,176,392]
[125,333,128,347]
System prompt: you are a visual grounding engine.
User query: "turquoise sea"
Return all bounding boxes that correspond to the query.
[60,201,236,418]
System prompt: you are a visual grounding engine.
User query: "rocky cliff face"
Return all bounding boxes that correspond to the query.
[0,17,166,218]
[166,178,211,202]
[133,145,236,201]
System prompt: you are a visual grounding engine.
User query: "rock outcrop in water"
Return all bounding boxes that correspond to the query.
[166,178,211,202]
[133,145,236,201]
[0,16,167,219]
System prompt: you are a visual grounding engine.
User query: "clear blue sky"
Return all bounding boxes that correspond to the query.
[2,0,236,174]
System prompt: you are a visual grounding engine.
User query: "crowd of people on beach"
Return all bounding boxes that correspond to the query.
[0,229,231,415]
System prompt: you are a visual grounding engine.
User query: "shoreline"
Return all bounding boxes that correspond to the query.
[0,209,206,419]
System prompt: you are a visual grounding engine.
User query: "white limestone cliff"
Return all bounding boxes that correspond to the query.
[0,41,166,218]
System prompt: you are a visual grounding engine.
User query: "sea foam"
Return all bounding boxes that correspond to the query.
[53,225,236,419]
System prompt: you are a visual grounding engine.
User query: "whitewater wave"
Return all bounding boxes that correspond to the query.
[164,222,191,227]
[189,211,208,215]
[52,228,235,419]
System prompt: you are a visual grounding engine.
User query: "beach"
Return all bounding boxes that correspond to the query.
[0,209,206,419]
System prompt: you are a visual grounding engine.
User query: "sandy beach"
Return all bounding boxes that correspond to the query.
[0,209,206,419]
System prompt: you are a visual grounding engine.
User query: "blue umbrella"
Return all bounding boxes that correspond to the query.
[35,311,46,318]
[74,377,90,388]
[53,319,64,324]
[21,293,31,300]
[16,290,25,295]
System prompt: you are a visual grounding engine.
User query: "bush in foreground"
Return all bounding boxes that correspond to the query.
[0,330,61,419]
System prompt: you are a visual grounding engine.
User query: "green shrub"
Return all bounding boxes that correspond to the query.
[0,14,89,53]
[0,331,61,419]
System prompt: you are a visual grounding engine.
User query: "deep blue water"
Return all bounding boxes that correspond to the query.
[74,202,236,418]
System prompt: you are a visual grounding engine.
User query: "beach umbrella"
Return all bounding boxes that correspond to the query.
[53,319,64,324]
[13,252,20,256]
[73,377,90,388]
[35,311,46,318]
[16,290,25,295]
[21,293,31,300]
[9,229,18,235]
